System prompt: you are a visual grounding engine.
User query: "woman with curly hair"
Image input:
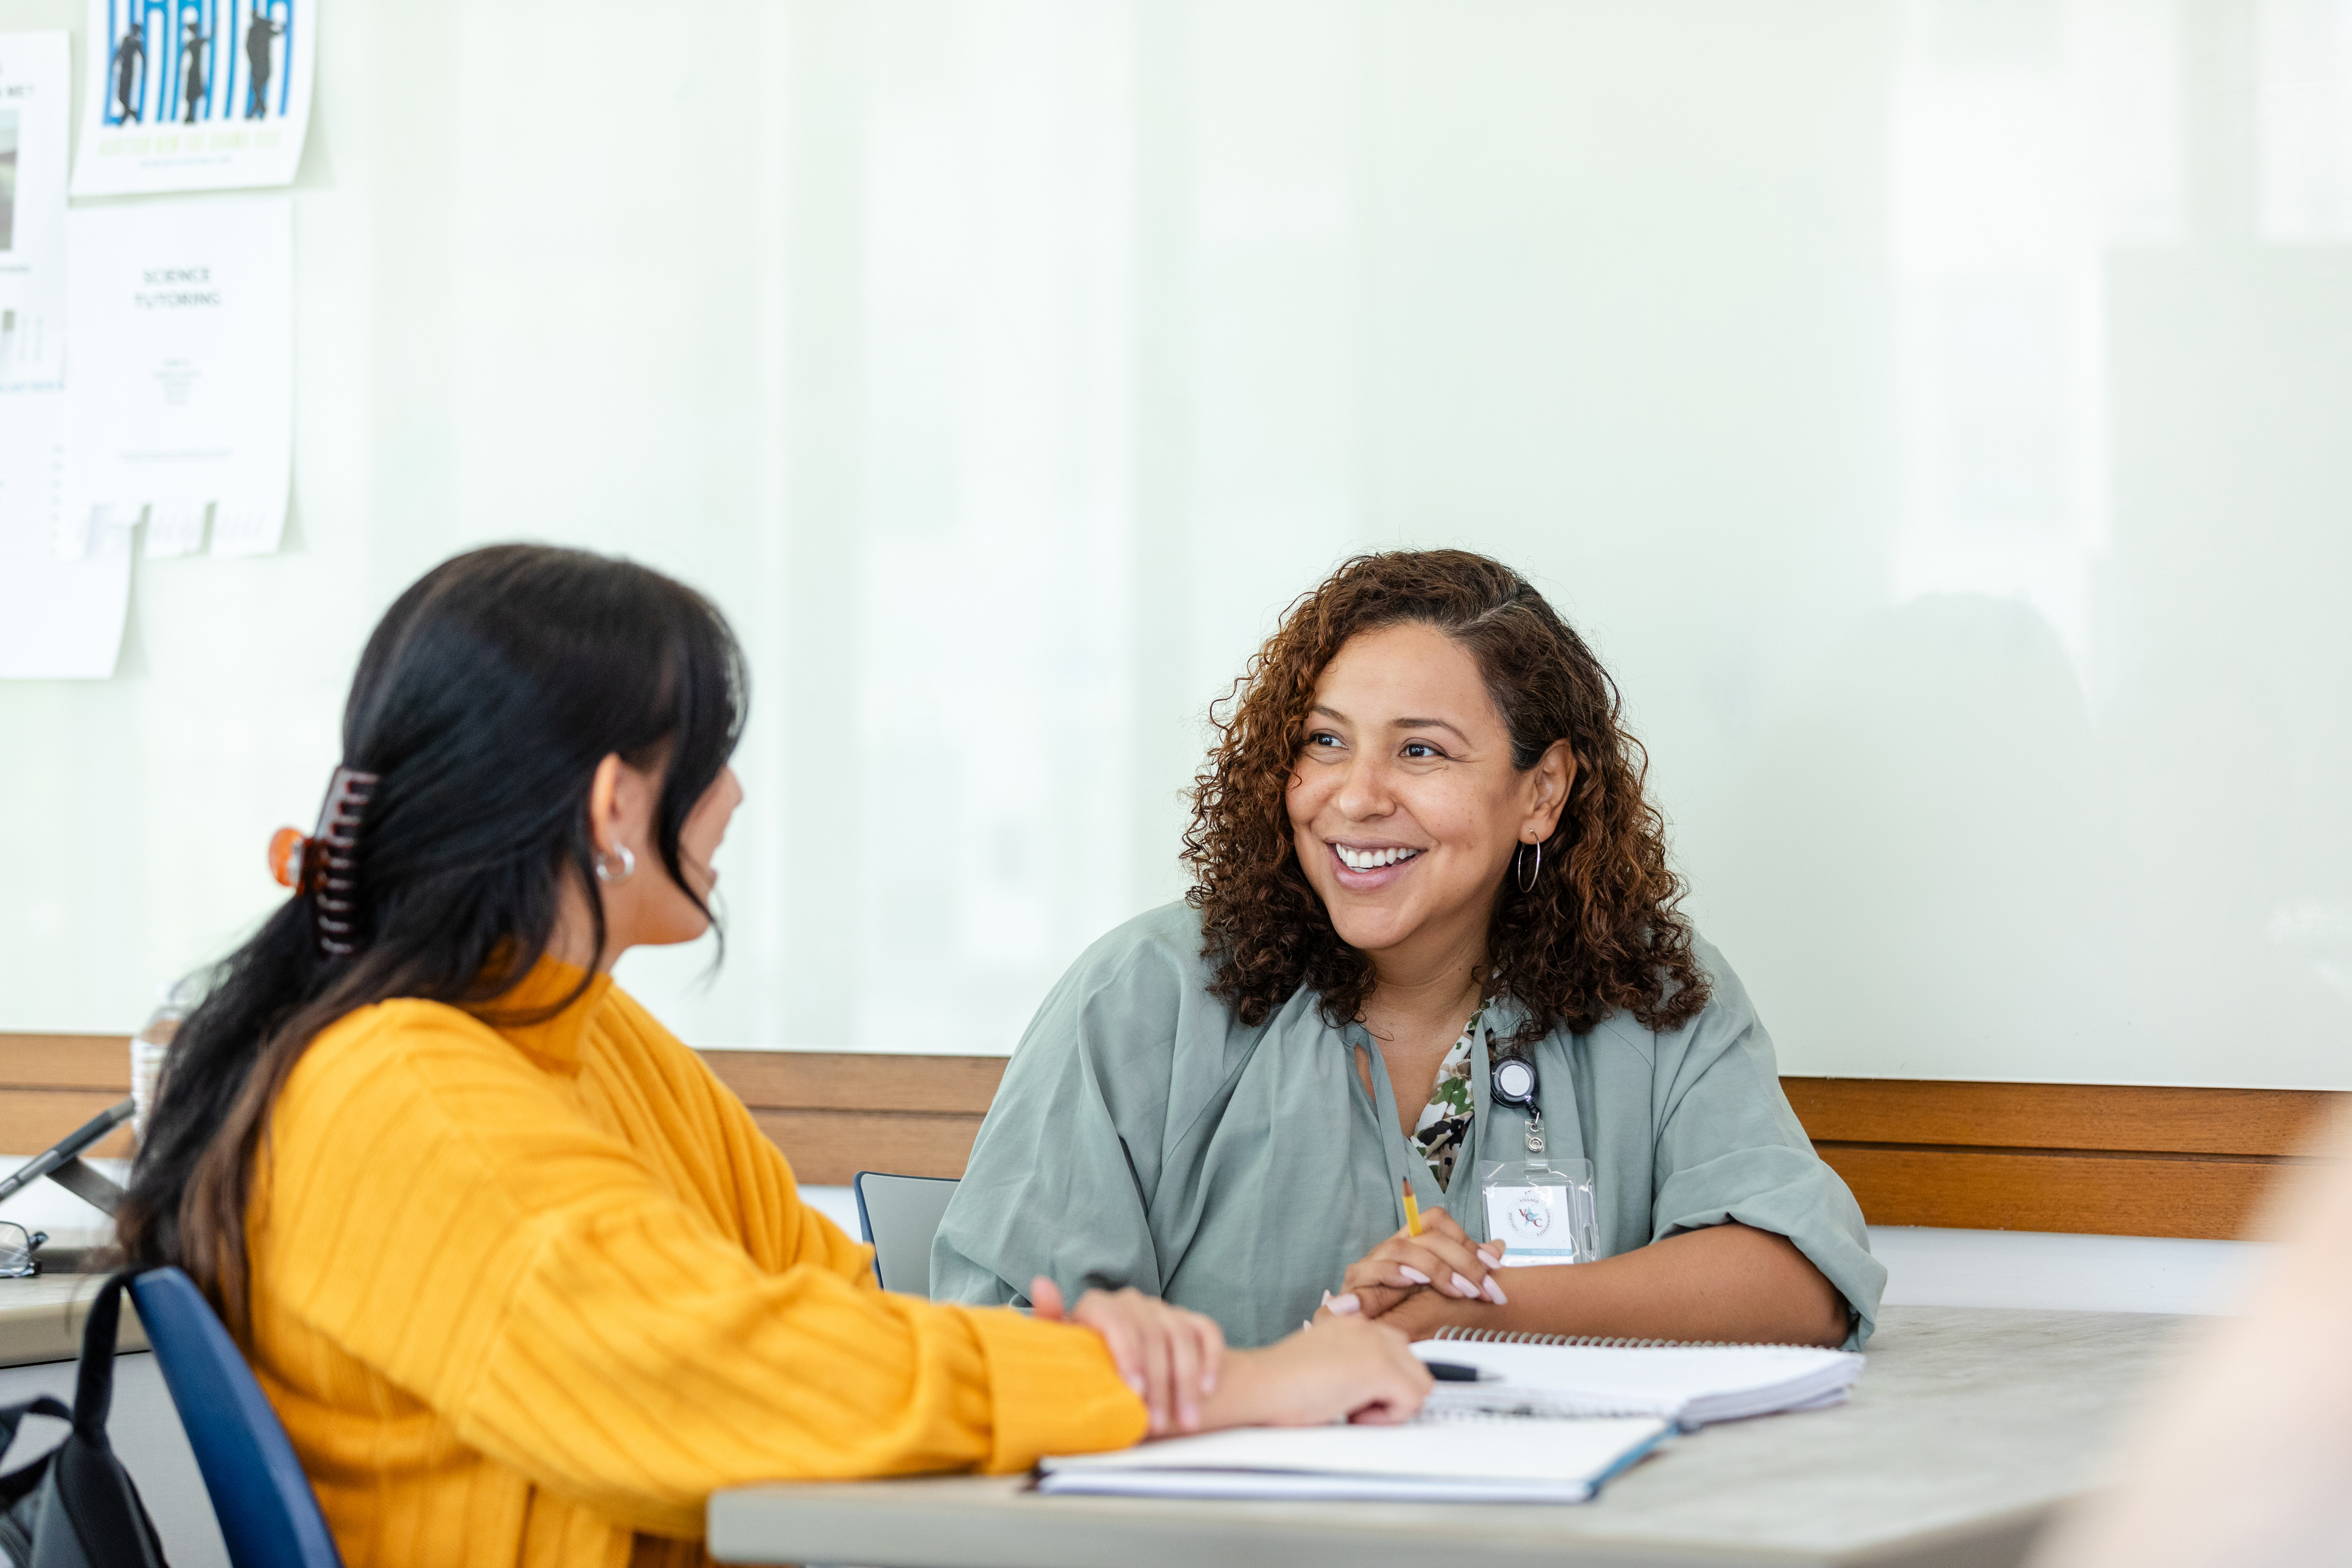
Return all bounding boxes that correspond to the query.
[934,549,1882,1350]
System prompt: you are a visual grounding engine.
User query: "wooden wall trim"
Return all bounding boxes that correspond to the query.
[0,1033,135,1160]
[1779,1077,2333,1158]
[705,1054,1006,1186]
[1783,1076,2343,1241]
[1810,1146,2291,1239]
[702,1052,1007,1117]
[7,1035,2340,1239]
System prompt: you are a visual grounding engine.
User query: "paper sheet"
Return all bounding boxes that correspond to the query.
[64,193,292,558]
[144,499,206,556]
[71,0,317,196]
[0,387,131,679]
[0,32,70,391]
[1037,1417,1674,1502]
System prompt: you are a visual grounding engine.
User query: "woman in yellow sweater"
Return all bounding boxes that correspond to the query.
[117,545,1429,1567]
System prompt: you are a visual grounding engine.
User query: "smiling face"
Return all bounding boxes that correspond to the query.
[1286,622,1573,975]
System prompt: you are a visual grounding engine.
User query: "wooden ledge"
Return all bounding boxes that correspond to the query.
[0,1034,139,1160]
[6,1035,2341,1239]
[1783,1076,2342,1241]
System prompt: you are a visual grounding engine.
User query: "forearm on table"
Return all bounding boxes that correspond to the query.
[1392,1223,1850,1346]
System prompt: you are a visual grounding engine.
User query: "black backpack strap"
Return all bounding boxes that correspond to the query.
[0,1396,73,1452]
[52,1269,171,1566]
[0,1395,72,1510]
[72,1271,130,1443]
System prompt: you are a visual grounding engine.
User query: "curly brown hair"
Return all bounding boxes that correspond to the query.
[1182,548,1709,1046]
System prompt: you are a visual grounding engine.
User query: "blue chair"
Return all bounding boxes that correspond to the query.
[127,1267,343,1568]
[852,1172,960,1296]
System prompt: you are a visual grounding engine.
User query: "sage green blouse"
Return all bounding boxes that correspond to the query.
[931,902,1885,1351]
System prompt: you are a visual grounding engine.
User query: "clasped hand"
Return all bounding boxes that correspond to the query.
[1323,1206,1507,1323]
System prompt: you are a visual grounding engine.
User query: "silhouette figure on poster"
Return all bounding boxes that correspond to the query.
[111,23,146,124]
[243,12,282,119]
[180,19,211,124]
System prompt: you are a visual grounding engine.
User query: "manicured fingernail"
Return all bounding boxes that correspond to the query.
[1451,1272,1479,1298]
[1483,1276,1509,1305]
[1320,1290,1332,1308]
[1203,1370,1218,1392]
[1477,1247,1503,1266]
[1126,1374,1145,1396]
[1398,1266,1431,1285]
[1181,1404,1198,1429]
[1329,1293,1361,1315]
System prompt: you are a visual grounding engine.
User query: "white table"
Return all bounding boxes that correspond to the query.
[0,1273,145,1368]
[709,1306,2188,1568]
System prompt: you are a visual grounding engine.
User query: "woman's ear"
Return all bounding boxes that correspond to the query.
[1525,741,1577,841]
[587,754,626,857]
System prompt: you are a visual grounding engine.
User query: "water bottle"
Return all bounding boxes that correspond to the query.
[130,975,204,1143]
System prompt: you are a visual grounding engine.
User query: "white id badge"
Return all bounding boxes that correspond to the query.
[1477,1156,1600,1267]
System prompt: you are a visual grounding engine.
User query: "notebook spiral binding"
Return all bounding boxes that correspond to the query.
[1429,1325,1827,1351]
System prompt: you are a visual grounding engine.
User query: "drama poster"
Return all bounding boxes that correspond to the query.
[72,0,316,195]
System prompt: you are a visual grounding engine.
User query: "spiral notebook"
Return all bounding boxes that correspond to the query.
[1036,1332,1861,1503]
[1035,1417,1674,1503]
[1412,1328,1866,1427]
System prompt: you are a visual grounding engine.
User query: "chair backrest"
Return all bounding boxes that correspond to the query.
[852,1172,961,1297]
[127,1267,344,1568]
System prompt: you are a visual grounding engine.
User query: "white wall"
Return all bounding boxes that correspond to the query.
[3,0,2350,1088]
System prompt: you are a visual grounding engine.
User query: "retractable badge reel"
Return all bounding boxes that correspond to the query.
[1475,1055,1600,1267]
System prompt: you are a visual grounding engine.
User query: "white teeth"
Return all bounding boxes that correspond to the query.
[1337,845,1420,871]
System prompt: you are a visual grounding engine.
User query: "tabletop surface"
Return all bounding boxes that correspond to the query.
[0,1273,147,1367]
[708,1305,2192,1568]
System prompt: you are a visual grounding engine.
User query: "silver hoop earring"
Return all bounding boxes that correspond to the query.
[594,844,637,884]
[1514,839,1542,894]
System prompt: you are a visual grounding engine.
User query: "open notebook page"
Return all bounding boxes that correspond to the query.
[1037,1418,1673,1503]
[1415,1341,1864,1424]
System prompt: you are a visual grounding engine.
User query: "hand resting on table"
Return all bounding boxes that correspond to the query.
[1033,1276,1432,1435]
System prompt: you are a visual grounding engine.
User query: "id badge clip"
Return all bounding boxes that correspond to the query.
[1477,1071,1598,1267]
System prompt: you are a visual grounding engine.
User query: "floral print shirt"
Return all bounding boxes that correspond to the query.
[1410,1007,1485,1191]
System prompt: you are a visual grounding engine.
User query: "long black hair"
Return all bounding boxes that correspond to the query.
[117,544,747,1334]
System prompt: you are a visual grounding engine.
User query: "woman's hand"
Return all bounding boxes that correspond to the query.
[1337,1283,1469,1341]
[1331,1206,1508,1318]
[1195,1316,1433,1430]
[1032,1276,1225,1436]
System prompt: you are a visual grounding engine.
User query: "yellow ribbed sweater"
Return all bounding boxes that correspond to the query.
[245,958,1146,1568]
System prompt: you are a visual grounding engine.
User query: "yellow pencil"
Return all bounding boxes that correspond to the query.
[1401,1175,1423,1237]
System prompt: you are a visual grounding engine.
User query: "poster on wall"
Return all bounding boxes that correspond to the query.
[0,387,131,679]
[0,32,69,391]
[63,194,291,558]
[71,0,315,196]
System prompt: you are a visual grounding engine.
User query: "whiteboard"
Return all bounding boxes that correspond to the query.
[2,0,2348,1088]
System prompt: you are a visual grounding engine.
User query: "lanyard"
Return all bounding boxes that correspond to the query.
[1489,1050,1545,1158]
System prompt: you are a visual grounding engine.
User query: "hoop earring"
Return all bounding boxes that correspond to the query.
[595,844,637,884]
[1514,839,1542,894]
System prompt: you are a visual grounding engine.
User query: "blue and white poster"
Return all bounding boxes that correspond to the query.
[71,0,316,195]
